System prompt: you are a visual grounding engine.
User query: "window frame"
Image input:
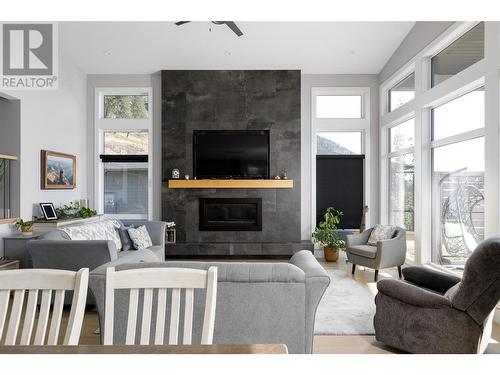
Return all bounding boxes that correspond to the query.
[379,21,497,269]
[95,87,153,220]
[311,87,371,233]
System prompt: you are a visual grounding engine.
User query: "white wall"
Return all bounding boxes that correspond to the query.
[1,51,87,219]
[301,74,380,240]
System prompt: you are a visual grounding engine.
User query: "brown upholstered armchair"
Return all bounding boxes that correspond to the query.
[374,237,500,353]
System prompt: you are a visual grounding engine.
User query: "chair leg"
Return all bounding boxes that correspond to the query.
[374,270,379,282]
[397,266,402,278]
[352,264,356,274]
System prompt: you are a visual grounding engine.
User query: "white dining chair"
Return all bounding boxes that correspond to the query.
[0,268,89,346]
[103,266,217,346]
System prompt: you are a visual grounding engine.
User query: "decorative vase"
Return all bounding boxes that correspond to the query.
[323,246,339,262]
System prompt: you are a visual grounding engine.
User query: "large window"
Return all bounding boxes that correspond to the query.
[431,22,484,87]
[431,88,485,270]
[432,137,485,269]
[96,88,152,219]
[388,73,415,112]
[388,119,415,259]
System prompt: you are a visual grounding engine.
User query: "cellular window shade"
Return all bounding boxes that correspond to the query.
[316,155,364,229]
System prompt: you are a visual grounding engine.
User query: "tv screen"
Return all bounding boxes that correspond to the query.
[193,130,270,179]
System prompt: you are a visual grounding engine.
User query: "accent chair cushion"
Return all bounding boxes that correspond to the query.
[127,225,153,250]
[367,224,396,246]
[349,245,377,259]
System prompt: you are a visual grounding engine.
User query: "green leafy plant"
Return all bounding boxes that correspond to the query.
[54,201,97,220]
[312,207,345,249]
[16,219,33,232]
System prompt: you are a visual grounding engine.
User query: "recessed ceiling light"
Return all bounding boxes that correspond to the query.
[350,50,356,55]
[224,50,232,56]
[103,50,112,56]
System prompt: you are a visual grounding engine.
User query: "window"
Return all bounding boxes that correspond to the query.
[390,118,415,152]
[389,153,415,259]
[316,95,362,118]
[96,88,152,219]
[388,118,415,259]
[431,22,484,87]
[432,87,484,141]
[104,162,148,216]
[316,131,362,155]
[431,137,485,270]
[389,73,415,111]
[103,94,149,119]
[104,131,148,155]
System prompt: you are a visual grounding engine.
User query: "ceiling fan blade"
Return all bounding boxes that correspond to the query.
[175,21,191,26]
[224,22,243,37]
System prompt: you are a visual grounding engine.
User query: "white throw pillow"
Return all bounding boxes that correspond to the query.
[127,225,153,250]
[367,224,396,246]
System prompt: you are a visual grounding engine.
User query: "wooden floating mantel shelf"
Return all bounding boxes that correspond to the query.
[168,179,294,189]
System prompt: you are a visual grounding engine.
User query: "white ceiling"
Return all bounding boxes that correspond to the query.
[60,21,415,75]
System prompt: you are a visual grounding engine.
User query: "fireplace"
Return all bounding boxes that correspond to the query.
[199,198,262,231]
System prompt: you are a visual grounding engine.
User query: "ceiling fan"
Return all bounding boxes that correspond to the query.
[175,21,243,37]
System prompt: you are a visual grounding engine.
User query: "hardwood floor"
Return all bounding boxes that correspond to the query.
[15,252,500,354]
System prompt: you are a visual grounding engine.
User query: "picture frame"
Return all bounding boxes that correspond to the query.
[41,150,76,189]
[39,203,58,221]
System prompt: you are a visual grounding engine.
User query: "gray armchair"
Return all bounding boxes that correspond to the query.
[346,226,406,281]
[374,237,500,353]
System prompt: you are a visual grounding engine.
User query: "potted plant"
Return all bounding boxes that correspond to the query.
[312,207,345,262]
[16,219,34,234]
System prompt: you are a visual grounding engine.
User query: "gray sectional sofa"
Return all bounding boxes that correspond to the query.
[26,218,329,353]
[89,250,330,354]
[27,219,167,272]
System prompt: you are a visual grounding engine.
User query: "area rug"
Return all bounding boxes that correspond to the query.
[314,269,376,335]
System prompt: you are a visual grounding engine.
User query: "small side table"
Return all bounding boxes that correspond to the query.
[0,259,20,271]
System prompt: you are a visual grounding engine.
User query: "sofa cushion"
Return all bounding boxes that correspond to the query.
[147,245,165,261]
[367,224,396,245]
[61,219,122,250]
[127,225,153,250]
[93,249,159,274]
[349,245,377,259]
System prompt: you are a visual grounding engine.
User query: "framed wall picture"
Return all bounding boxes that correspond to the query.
[41,150,76,189]
[39,203,58,221]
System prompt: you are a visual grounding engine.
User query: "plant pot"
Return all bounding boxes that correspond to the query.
[323,246,339,262]
[20,226,33,234]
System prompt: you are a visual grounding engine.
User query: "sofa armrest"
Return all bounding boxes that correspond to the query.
[402,266,461,294]
[377,279,452,309]
[27,240,117,272]
[346,229,372,247]
[289,250,330,354]
[120,220,166,247]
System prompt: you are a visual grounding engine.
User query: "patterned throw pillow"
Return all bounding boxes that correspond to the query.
[127,225,153,250]
[367,224,396,246]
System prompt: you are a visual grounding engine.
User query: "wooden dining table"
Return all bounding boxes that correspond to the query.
[0,343,288,354]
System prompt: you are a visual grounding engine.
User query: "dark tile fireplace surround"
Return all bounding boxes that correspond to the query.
[161,70,312,258]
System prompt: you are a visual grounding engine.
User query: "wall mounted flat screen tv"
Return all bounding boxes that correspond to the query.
[193,130,270,179]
